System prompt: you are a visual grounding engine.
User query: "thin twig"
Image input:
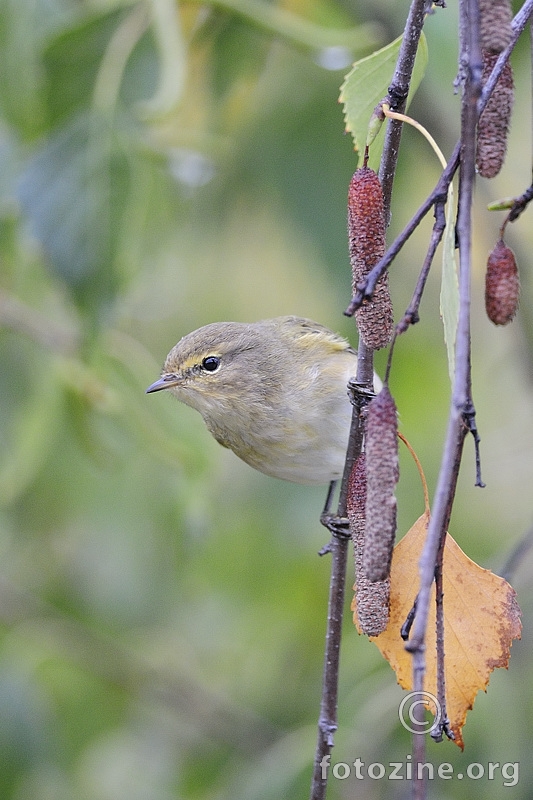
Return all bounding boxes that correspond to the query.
[345,0,533,319]
[462,397,485,487]
[431,533,455,742]
[433,544,446,742]
[406,0,481,660]
[379,0,429,220]
[310,3,429,797]
[395,198,447,334]
[500,524,533,583]
[310,386,368,799]
[477,0,533,114]
[310,527,350,799]
[504,183,533,224]
[411,661,428,800]
[407,3,483,794]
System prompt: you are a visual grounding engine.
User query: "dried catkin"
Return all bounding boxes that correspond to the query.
[362,386,398,583]
[348,453,390,636]
[485,238,520,325]
[348,167,393,350]
[479,0,513,53]
[476,53,514,179]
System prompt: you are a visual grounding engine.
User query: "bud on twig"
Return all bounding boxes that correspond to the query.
[476,53,514,179]
[348,167,393,349]
[348,454,390,636]
[485,238,520,325]
[363,387,398,583]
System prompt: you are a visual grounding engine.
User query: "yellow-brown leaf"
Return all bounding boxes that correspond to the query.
[363,511,521,749]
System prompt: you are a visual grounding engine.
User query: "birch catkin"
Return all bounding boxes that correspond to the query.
[485,238,520,325]
[348,167,393,349]
[476,0,514,178]
[479,0,513,53]
[476,55,514,179]
[363,386,398,583]
[348,453,390,636]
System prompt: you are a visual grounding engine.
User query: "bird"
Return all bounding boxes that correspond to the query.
[146,316,374,485]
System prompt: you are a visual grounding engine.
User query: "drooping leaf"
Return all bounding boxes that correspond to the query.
[17,112,130,315]
[366,510,521,749]
[0,0,49,136]
[42,10,128,128]
[440,184,459,383]
[340,33,428,168]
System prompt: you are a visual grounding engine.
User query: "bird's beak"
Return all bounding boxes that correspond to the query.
[146,374,180,393]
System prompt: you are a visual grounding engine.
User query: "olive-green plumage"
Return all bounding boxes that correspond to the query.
[147,316,373,485]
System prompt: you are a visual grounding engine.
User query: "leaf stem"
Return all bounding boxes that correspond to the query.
[397,432,430,513]
[381,104,447,169]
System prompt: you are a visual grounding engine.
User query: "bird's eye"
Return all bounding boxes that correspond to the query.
[201,356,220,372]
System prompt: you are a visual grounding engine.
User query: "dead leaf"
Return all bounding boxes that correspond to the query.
[362,509,521,749]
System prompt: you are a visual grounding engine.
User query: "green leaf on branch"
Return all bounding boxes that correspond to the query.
[339,33,428,169]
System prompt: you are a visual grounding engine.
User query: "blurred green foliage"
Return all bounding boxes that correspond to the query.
[0,0,533,798]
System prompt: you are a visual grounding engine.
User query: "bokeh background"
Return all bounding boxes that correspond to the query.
[1,1,532,798]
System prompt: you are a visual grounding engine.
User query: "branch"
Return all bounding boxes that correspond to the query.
[395,198,446,334]
[406,0,482,658]
[379,0,429,219]
[431,532,455,743]
[310,3,429,799]
[500,523,533,583]
[345,0,533,318]
[478,0,533,114]
[309,526,350,799]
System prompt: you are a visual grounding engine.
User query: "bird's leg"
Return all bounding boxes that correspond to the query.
[318,380,376,555]
[319,480,350,555]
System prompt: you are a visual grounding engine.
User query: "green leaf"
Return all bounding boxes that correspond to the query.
[43,10,123,127]
[0,346,63,507]
[440,183,459,384]
[42,7,161,125]
[211,13,270,100]
[0,0,46,137]
[17,112,130,314]
[339,33,428,168]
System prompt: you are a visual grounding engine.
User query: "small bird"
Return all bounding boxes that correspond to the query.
[146,316,372,485]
